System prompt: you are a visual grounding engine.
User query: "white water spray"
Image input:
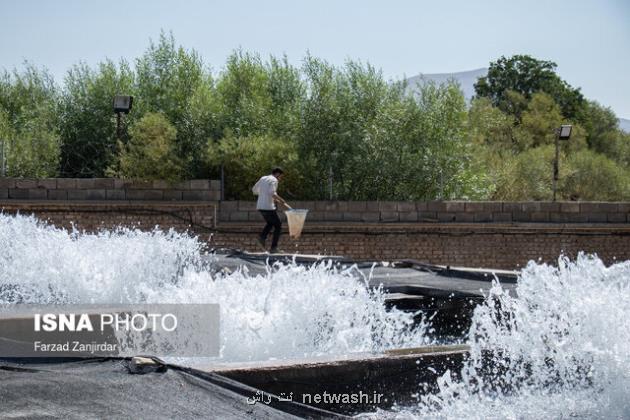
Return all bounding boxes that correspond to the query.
[0,213,429,362]
[378,254,630,419]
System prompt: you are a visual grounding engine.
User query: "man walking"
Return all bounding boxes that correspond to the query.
[252,167,290,253]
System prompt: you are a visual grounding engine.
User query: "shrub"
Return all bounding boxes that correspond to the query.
[1,111,61,177]
[0,65,61,177]
[491,146,557,200]
[109,112,183,181]
[207,134,304,200]
[59,61,135,177]
[563,150,629,200]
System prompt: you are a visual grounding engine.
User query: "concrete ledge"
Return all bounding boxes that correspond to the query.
[210,345,469,415]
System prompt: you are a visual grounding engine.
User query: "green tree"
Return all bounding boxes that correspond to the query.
[178,77,221,177]
[346,79,415,200]
[58,60,135,177]
[4,110,60,177]
[264,55,304,138]
[492,145,558,200]
[580,100,621,158]
[207,134,303,199]
[520,92,564,148]
[0,64,61,177]
[471,93,591,200]
[111,112,183,181]
[6,34,629,202]
[135,31,211,178]
[466,98,520,199]
[475,55,585,121]
[563,149,629,200]
[0,110,15,175]
[468,97,516,150]
[407,80,470,199]
[296,56,349,199]
[297,57,403,199]
[296,57,475,200]
[615,131,630,168]
[322,59,394,199]
[215,50,273,138]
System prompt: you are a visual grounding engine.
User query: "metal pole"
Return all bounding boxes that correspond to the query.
[553,130,560,202]
[328,166,333,200]
[116,112,122,140]
[220,164,225,201]
[0,139,5,177]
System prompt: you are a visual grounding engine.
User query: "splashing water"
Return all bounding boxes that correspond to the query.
[375,254,630,419]
[0,213,429,362]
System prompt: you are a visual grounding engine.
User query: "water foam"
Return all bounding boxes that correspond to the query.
[0,213,429,362]
[377,254,630,419]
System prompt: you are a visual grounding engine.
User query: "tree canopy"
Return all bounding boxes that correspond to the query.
[0,37,628,201]
[474,55,585,121]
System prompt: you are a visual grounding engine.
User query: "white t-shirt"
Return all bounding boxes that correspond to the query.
[252,175,278,210]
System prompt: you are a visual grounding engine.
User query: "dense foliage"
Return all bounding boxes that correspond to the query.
[1,34,629,200]
[474,55,585,121]
[470,55,630,201]
[109,112,184,182]
[0,64,60,177]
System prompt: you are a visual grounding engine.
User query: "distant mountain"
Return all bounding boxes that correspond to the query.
[405,68,487,101]
[406,68,629,132]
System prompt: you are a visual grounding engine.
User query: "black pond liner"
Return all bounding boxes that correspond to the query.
[0,356,341,419]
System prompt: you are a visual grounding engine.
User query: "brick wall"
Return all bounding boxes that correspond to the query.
[0,178,221,201]
[210,223,630,270]
[219,200,630,224]
[215,200,630,269]
[0,201,216,233]
[2,196,629,270]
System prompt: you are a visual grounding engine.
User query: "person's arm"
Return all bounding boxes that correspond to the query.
[273,193,291,208]
[270,179,290,208]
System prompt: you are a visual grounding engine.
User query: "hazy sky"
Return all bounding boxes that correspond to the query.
[1,0,629,117]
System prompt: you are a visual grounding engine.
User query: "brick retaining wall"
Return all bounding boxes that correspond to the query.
[0,201,217,233]
[0,178,221,201]
[2,196,629,269]
[209,223,630,269]
[219,200,630,224]
[215,200,630,268]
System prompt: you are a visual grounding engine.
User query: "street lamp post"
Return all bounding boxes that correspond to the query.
[112,95,134,140]
[553,125,573,201]
[0,138,6,177]
[0,139,7,177]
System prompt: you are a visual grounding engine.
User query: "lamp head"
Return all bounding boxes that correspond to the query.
[113,95,133,114]
[558,125,572,140]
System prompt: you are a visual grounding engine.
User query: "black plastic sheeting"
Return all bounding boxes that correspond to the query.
[0,358,341,419]
[207,249,518,338]
[0,251,516,419]
[208,249,518,299]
